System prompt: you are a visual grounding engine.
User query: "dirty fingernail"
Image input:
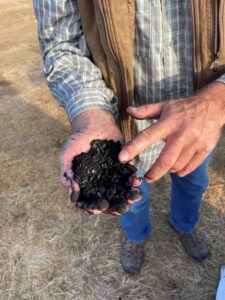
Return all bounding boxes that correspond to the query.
[76,201,84,209]
[98,199,109,211]
[68,186,73,197]
[128,189,142,201]
[70,190,80,203]
[131,176,143,186]
[114,202,130,214]
[119,150,129,162]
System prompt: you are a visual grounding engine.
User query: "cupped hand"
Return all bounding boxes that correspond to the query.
[119,82,225,181]
[60,109,142,215]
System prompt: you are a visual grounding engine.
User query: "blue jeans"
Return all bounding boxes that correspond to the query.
[120,151,214,244]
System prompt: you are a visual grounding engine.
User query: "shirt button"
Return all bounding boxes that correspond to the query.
[169,39,177,47]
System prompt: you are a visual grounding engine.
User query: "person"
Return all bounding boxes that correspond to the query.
[33,0,225,274]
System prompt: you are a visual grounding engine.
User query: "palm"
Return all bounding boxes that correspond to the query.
[61,123,123,182]
[59,109,141,215]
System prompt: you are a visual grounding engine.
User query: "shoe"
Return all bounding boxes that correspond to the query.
[171,225,209,261]
[120,235,145,274]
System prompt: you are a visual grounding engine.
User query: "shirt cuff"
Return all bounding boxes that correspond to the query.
[215,74,225,85]
[66,90,119,123]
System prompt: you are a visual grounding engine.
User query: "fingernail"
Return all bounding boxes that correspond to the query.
[177,173,186,177]
[68,186,72,197]
[98,199,109,211]
[76,201,84,208]
[170,168,177,173]
[119,150,129,162]
[143,177,153,183]
[128,106,138,110]
[70,190,80,202]
[128,190,142,201]
[112,202,130,214]
[131,176,143,187]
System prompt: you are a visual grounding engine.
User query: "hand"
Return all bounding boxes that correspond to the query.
[60,109,142,214]
[119,82,225,181]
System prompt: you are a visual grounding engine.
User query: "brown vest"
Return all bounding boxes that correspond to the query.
[77,0,225,142]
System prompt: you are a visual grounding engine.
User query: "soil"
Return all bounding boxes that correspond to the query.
[72,140,137,213]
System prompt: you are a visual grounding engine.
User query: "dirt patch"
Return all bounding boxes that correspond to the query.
[72,140,136,213]
[0,78,18,96]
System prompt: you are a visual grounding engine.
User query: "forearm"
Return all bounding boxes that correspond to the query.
[44,49,118,122]
[33,0,118,123]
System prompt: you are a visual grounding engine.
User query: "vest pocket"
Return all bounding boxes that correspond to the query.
[213,0,225,70]
[219,0,225,61]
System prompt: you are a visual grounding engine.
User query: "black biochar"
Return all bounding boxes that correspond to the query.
[72,140,137,213]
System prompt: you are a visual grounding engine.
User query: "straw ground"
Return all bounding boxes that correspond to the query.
[0,1,225,299]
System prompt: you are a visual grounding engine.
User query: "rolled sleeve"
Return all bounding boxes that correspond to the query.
[66,90,119,122]
[215,73,225,85]
[33,0,118,123]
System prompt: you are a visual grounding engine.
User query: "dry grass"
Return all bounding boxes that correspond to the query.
[1,1,225,299]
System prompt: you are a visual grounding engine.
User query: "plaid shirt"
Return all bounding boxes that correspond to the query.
[33,0,225,172]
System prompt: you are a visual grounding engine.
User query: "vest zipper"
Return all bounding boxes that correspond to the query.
[213,0,224,71]
[97,2,120,66]
[191,0,197,88]
[97,1,132,141]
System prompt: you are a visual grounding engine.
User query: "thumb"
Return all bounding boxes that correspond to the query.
[127,103,163,120]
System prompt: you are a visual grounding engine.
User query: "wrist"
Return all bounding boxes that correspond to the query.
[71,109,115,132]
[199,82,225,126]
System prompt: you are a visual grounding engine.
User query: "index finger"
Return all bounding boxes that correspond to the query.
[118,119,171,162]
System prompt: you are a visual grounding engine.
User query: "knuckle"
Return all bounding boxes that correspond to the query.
[143,104,152,114]
[204,143,214,153]
[181,163,196,175]
[190,129,199,140]
[197,144,211,155]
[164,115,177,130]
[166,114,176,124]
[167,145,181,158]
[138,104,150,114]
[142,129,154,143]
[159,155,173,169]
[172,163,182,172]
[182,126,198,141]
[196,135,204,144]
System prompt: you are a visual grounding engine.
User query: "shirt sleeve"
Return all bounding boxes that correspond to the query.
[33,0,118,123]
[215,74,225,85]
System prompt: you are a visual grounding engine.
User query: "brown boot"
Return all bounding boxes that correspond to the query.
[179,231,209,261]
[120,235,145,274]
[172,226,209,261]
